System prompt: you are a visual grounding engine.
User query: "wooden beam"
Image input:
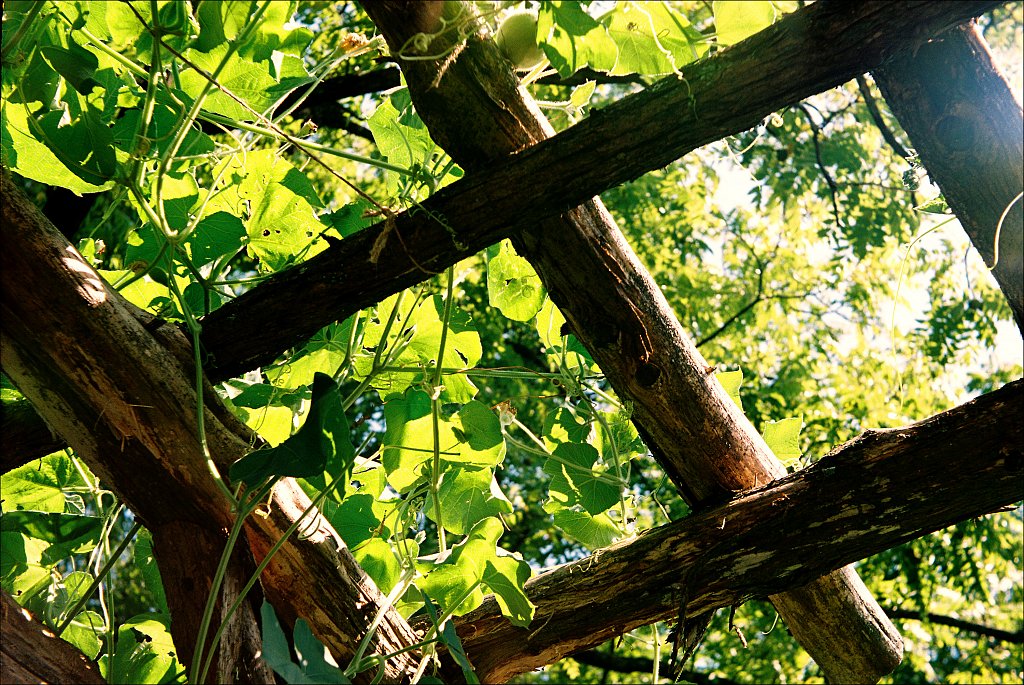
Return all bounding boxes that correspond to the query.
[435,380,1023,682]
[873,22,1024,332]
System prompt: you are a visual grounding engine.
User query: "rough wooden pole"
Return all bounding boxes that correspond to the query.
[362,1,923,681]
[0,172,421,682]
[873,22,1024,333]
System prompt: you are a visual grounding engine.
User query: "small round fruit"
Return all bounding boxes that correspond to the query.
[495,10,544,70]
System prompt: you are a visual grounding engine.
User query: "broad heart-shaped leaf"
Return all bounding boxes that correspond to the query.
[112,97,216,161]
[427,466,513,536]
[0,452,86,512]
[352,538,402,595]
[39,34,99,94]
[605,2,706,76]
[0,532,50,598]
[421,518,535,626]
[543,406,592,451]
[266,319,353,391]
[539,1,618,78]
[550,507,620,549]
[367,89,434,194]
[0,511,103,564]
[450,401,506,467]
[713,0,776,45]
[261,600,352,684]
[716,369,744,409]
[179,43,279,121]
[483,553,535,628]
[232,149,326,272]
[487,240,546,322]
[230,373,355,489]
[544,443,621,516]
[762,417,803,462]
[62,610,104,660]
[98,615,181,685]
[134,529,169,614]
[357,295,481,403]
[381,388,460,492]
[1,101,113,194]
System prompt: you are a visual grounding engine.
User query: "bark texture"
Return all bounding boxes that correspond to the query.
[363,1,942,681]
[1,589,105,684]
[874,22,1024,332]
[0,172,420,682]
[433,380,1023,682]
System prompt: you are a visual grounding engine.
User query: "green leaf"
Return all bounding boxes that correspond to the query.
[1,101,113,193]
[716,369,743,409]
[483,554,535,628]
[429,466,513,536]
[98,615,180,685]
[63,610,104,660]
[232,149,325,271]
[179,44,278,121]
[381,388,458,492]
[0,453,85,513]
[544,443,621,516]
[538,1,618,78]
[713,0,776,46]
[40,34,99,94]
[261,601,351,684]
[352,538,401,595]
[551,507,620,549]
[543,406,592,450]
[229,373,355,489]
[320,493,380,548]
[186,211,247,266]
[487,240,545,322]
[367,89,433,194]
[0,532,50,598]
[450,401,506,467]
[762,417,803,461]
[134,530,169,614]
[420,517,501,614]
[439,620,480,684]
[292,619,349,683]
[266,320,352,390]
[606,2,703,76]
[0,511,103,563]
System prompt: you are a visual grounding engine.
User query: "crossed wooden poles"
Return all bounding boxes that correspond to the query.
[1,1,1020,682]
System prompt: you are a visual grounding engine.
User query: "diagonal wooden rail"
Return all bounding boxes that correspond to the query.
[429,379,1024,681]
[360,1,918,681]
[3,0,1000,475]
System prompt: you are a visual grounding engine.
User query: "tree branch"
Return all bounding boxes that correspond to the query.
[886,607,1024,644]
[855,74,912,159]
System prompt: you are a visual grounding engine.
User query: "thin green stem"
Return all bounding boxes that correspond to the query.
[1,1,45,62]
[56,521,143,635]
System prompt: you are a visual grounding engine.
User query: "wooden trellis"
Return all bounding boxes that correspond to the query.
[1,1,1020,683]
